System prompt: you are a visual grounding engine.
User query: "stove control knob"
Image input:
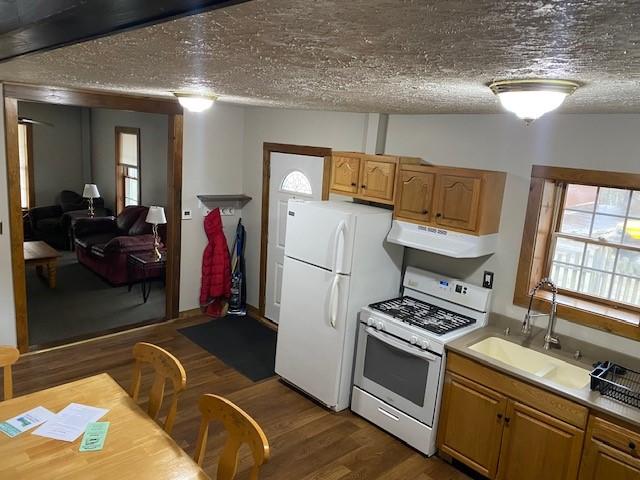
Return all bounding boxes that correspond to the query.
[410,336,418,345]
[367,317,375,327]
[375,321,384,331]
[420,340,430,350]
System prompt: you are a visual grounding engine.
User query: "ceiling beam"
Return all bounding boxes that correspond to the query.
[0,0,250,63]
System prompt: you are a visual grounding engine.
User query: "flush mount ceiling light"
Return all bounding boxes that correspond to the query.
[489,79,579,124]
[173,92,217,112]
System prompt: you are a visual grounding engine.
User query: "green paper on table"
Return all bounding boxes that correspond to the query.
[79,422,110,452]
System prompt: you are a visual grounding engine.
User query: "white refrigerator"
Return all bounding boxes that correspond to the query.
[275,200,403,411]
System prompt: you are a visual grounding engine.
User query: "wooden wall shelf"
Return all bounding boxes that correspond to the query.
[196,194,252,208]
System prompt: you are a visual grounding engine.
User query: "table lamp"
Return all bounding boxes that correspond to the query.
[145,206,167,260]
[82,184,100,217]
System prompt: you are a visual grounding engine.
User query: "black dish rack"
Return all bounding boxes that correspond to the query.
[590,361,640,409]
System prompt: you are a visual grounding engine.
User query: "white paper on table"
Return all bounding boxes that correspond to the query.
[32,403,108,442]
[3,406,55,433]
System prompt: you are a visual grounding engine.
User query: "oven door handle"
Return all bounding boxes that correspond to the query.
[365,327,438,362]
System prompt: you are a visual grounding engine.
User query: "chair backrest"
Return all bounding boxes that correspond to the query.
[0,346,20,400]
[194,394,270,480]
[129,342,186,434]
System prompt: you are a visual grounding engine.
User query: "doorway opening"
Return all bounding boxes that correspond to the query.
[4,84,183,353]
[258,143,332,324]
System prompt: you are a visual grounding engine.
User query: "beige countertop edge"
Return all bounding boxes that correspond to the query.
[445,325,640,429]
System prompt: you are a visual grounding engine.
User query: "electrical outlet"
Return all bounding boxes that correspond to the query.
[483,271,494,289]
[182,209,192,220]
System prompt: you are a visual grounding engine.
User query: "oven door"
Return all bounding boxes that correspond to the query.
[353,323,442,426]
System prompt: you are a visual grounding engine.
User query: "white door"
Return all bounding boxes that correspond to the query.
[265,153,323,323]
[275,255,351,407]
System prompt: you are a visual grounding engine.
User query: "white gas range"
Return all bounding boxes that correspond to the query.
[351,266,491,456]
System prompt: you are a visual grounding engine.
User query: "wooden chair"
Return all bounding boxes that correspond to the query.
[194,394,270,480]
[0,346,19,400]
[129,342,186,434]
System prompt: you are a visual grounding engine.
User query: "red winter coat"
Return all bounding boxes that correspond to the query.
[199,208,231,317]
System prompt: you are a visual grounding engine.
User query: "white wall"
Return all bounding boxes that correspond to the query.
[385,113,640,355]
[18,102,86,205]
[91,108,168,212]
[179,104,245,311]
[0,84,17,346]
[241,107,371,307]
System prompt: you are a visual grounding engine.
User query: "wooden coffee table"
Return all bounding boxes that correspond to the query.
[24,241,61,288]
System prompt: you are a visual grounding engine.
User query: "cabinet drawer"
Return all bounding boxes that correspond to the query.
[591,416,640,458]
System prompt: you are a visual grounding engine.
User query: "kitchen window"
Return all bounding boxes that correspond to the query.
[115,127,141,213]
[515,166,640,340]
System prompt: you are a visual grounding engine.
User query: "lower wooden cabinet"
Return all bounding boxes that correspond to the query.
[496,401,584,480]
[438,373,507,478]
[579,416,640,480]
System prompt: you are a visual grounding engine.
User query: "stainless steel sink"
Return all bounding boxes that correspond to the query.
[469,336,590,389]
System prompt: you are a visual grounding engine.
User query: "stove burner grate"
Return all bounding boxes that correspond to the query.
[369,296,476,335]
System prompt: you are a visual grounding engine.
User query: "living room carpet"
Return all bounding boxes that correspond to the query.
[178,315,277,382]
[26,252,165,346]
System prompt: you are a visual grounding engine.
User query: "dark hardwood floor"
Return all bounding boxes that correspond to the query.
[10,317,471,479]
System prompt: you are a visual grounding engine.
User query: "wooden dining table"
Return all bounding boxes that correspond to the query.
[0,373,209,479]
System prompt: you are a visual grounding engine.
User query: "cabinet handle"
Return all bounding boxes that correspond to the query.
[351,182,357,186]
[497,413,503,420]
[361,185,367,189]
[422,210,428,215]
[630,441,637,450]
[504,417,511,425]
[436,213,442,217]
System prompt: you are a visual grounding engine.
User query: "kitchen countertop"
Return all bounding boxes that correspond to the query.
[446,314,640,429]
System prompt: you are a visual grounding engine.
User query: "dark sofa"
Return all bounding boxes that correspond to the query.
[74,206,163,286]
[29,190,110,250]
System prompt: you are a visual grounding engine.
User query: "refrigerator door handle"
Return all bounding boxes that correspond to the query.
[331,220,347,274]
[329,274,340,328]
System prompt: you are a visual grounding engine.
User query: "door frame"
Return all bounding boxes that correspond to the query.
[258,142,332,319]
[3,83,183,353]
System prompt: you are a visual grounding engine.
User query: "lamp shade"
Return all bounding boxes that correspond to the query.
[83,184,100,198]
[146,206,167,225]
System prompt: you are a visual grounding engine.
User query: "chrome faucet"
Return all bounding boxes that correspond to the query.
[522,278,560,350]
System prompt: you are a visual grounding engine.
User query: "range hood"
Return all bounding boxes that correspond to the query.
[387,220,498,258]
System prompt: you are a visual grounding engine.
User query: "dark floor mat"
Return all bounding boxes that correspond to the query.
[178,315,277,382]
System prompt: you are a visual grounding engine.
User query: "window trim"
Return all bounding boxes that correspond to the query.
[514,165,640,341]
[115,126,141,214]
[18,122,34,209]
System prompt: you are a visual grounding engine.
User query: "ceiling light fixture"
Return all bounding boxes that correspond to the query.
[489,79,579,124]
[174,93,217,112]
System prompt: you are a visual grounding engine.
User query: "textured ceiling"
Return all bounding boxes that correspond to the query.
[0,0,639,113]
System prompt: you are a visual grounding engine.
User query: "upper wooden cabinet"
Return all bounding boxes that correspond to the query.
[329,152,422,205]
[395,164,506,235]
[394,170,435,223]
[330,154,361,194]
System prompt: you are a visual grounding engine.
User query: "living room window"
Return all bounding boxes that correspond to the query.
[115,127,141,213]
[18,122,34,209]
[515,166,640,340]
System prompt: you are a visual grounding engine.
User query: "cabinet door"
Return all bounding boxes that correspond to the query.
[330,155,361,194]
[580,417,640,480]
[394,170,435,223]
[437,373,507,479]
[497,401,584,480]
[580,439,640,480]
[359,158,396,202]
[433,173,482,231]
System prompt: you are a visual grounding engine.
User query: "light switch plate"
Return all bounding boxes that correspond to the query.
[182,209,193,220]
